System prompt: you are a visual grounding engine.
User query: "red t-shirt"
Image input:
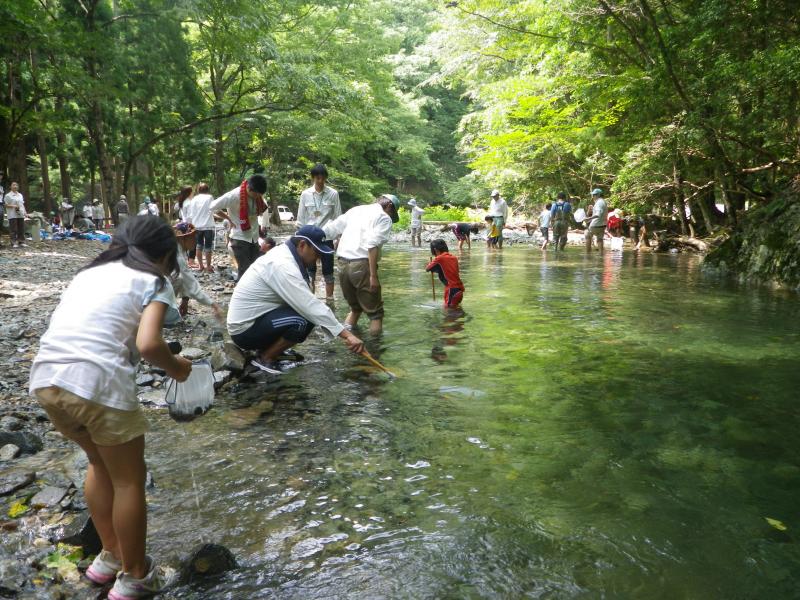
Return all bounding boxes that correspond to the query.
[426,252,464,290]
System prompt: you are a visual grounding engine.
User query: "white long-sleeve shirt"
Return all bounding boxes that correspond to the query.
[297,185,341,229]
[488,198,509,220]
[227,243,344,337]
[187,193,215,230]
[172,251,213,305]
[4,191,25,219]
[323,204,393,260]
[210,186,260,243]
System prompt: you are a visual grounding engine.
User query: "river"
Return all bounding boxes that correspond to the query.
[145,246,800,598]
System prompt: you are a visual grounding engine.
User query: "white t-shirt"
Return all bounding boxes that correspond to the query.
[410,206,425,227]
[489,198,509,219]
[5,191,25,219]
[210,186,260,244]
[297,185,341,229]
[188,193,215,230]
[92,205,104,220]
[539,209,551,228]
[82,205,94,219]
[323,204,393,260]
[227,243,343,338]
[29,262,180,411]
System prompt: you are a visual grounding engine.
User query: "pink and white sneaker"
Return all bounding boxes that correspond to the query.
[85,549,122,585]
[107,557,176,599]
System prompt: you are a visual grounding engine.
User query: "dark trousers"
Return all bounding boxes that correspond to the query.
[10,218,25,245]
[231,306,315,351]
[231,239,261,280]
[307,251,335,285]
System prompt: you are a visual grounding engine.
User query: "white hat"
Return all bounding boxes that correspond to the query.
[407,198,417,207]
[491,189,500,197]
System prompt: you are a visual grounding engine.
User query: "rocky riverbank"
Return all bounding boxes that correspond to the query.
[704,187,800,291]
[0,240,244,598]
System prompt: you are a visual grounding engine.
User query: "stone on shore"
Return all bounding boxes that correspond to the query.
[0,416,24,431]
[0,444,20,461]
[54,513,102,556]
[211,342,246,372]
[0,431,42,456]
[181,347,209,360]
[30,486,69,509]
[0,472,36,496]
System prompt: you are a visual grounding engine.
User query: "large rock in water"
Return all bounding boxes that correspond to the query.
[211,342,246,372]
[704,187,800,289]
[0,431,42,456]
[179,544,237,584]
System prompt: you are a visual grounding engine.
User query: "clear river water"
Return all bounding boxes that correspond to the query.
[145,246,799,598]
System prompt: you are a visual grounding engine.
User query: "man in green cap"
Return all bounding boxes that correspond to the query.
[323,194,400,334]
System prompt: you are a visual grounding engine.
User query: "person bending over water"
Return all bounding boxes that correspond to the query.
[426,239,465,308]
[29,216,192,599]
[227,225,365,374]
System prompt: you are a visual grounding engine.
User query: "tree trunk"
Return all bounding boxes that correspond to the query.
[672,161,689,236]
[693,193,715,236]
[37,134,53,216]
[213,120,225,193]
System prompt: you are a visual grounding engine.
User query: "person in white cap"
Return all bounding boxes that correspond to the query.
[488,189,509,249]
[407,198,425,247]
[227,225,365,374]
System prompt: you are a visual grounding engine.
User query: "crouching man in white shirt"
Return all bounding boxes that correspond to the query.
[226,225,365,374]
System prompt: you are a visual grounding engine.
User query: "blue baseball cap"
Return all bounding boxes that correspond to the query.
[294,225,334,254]
[591,188,603,196]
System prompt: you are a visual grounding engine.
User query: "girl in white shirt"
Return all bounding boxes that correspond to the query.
[29,215,192,598]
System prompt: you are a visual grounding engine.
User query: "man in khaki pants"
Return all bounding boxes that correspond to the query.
[323,195,400,334]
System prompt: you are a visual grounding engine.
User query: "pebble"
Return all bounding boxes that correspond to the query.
[0,444,20,461]
[181,347,209,360]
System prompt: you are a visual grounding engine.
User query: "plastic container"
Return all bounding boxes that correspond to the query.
[164,360,215,422]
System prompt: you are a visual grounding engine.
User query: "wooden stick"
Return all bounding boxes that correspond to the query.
[430,257,436,300]
[360,350,397,378]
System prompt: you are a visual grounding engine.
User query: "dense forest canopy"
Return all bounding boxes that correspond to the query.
[2,0,798,233]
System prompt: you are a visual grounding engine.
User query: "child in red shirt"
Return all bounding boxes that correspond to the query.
[426,239,464,308]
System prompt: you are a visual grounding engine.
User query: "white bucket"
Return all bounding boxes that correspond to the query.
[164,360,215,421]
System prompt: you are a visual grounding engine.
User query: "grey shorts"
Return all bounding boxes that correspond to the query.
[585,226,605,241]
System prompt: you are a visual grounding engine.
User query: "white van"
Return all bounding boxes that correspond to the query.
[278,205,294,222]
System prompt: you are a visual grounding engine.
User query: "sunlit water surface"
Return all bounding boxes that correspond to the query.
[145,247,800,598]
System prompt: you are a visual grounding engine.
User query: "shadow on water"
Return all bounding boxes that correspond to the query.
[144,245,800,599]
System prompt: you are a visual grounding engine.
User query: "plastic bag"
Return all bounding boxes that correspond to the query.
[164,360,214,422]
[610,236,624,251]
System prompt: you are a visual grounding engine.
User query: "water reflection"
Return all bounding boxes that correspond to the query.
[139,246,800,599]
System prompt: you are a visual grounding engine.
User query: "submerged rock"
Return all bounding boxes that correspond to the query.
[179,544,237,583]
